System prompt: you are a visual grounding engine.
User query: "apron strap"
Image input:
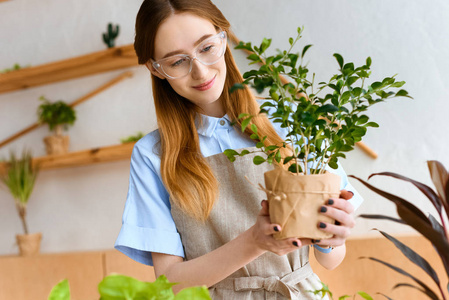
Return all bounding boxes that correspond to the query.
[212,262,314,299]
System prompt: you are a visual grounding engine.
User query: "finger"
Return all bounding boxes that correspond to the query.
[317,222,351,242]
[339,189,354,200]
[320,204,355,228]
[326,197,355,214]
[259,200,269,216]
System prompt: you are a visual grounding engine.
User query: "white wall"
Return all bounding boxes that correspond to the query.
[0,0,447,255]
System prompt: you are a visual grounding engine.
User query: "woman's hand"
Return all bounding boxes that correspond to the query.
[250,200,307,256]
[313,189,355,247]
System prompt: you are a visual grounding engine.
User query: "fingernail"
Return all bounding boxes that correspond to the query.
[292,241,299,247]
[312,239,321,244]
[274,226,279,232]
[327,199,334,205]
[320,206,327,213]
[319,222,326,228]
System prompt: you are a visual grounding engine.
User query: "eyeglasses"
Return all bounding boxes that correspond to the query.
[152,31,227,79]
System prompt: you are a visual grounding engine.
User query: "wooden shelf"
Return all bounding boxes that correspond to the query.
[0,44,138,94]
[0,142,136,174]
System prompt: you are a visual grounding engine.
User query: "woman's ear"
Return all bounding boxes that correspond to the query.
[145,62,165,80]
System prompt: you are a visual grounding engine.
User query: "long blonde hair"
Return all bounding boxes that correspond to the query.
[135,0,288,221]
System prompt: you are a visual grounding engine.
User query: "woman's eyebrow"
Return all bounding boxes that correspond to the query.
[162,33,213,59]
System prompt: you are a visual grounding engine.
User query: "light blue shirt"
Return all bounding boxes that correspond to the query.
[115,113,364,266]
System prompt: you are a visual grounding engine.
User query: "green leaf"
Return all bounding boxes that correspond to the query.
[316,104,339,114]
[223,149,238,162]
[366,56,372,67]
[289,37,294,45]
[241,116,253,132]
[334,53,344,69]
[357,291,374,300]
[175,286,211,300]
[259,38,272,54]
[301,44,313,58]
[283,156,294,165]
[253,156,266,165]
[238,113,249,119]
[288,163,303,173]
[250,124,258,134]
[391,81,405,88]
[396,89,410,97]
[48,279,70,300]
[364,122,379,128]
[239,150,250,156]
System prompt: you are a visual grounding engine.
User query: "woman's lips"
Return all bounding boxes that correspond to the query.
[192,75,216,91]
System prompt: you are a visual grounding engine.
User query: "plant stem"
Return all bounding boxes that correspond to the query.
[16,204,29,235]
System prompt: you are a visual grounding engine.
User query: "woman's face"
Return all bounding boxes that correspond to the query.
[150,13,227,117]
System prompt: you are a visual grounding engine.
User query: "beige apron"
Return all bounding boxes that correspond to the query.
[170,147,328,299]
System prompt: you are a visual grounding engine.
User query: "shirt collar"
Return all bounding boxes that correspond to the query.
[196,113,231,137]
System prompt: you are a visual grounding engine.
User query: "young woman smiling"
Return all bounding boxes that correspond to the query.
[115,0,363,298]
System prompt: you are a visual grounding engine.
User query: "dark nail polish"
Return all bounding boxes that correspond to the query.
[327,199,334,205]
[320,206,327,213]
[312,239,321,244]
[293,241,299,247]
[319,222,326,228]
[274,226,279,232]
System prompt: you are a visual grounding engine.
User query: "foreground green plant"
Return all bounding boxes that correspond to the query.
[0,149,39,235]
[351,160,449,300]
[309,282,391,300]
[47,274,211,300]
[37,96,76,136]
[225,27,411,174]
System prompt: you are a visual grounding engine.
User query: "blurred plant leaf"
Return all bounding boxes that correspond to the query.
[368,172,443,220]
[359,214,406,225]
[362,257,440,300]
[47,279,70,300]
[428,161,449,214]
[376,229,440,287]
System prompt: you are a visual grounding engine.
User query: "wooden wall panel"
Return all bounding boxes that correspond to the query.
[309,235,449,299]
[0,251,103,300]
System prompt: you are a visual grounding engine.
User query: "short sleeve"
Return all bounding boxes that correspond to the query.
[114,132,185,266]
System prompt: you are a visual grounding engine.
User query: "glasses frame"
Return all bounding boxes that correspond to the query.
[151,30,227,79]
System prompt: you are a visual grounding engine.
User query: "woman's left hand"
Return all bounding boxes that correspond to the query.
[314,189,355,247]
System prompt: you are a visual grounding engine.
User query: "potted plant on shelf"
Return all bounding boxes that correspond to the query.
[37,95,76,155]
[0,149,41,256]
[224,27,411,240]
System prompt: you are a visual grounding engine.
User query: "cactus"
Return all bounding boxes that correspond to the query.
[102,23,120,48]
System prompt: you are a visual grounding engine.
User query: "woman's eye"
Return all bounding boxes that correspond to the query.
[170,58,185,67]
[201,45,214,53]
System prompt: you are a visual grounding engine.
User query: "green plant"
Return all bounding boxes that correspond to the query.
[37,96,76,134]
[47,274,211,300]
[120,132,145,144]
[0,150,39,235]
[1,63,30,73]
[103,23,120,48]
[224,27,411,174]
[309,282,391,300]
[350,160,449,299]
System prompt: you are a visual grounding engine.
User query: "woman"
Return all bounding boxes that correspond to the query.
[115,0,363,298]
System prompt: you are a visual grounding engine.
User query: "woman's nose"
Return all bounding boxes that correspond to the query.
[190,58,208,80]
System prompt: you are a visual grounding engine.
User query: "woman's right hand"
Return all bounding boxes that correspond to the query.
[250,200,309,256]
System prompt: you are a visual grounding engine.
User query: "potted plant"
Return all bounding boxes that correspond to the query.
[0,149,41,256]
[224,27,411,240]
[37,96,76,155]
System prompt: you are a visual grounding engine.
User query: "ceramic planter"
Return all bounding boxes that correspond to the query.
[16,232,42,256]
[264,167,341,240]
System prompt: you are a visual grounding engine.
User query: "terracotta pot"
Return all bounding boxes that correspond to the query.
[264,167,341,240]
[43,135,69,155]
[16,232,42,256]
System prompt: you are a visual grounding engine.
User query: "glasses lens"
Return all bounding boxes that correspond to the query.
[196,32,226,65]
[156,31,226,79]
[159,55,191,79]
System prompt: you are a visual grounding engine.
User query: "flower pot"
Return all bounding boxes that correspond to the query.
[16,232,42,256]
[264,167,341,240]
[43,135,69,155]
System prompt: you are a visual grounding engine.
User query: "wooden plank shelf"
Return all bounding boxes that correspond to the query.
[0,142,136,174]
[0,44,138,94]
